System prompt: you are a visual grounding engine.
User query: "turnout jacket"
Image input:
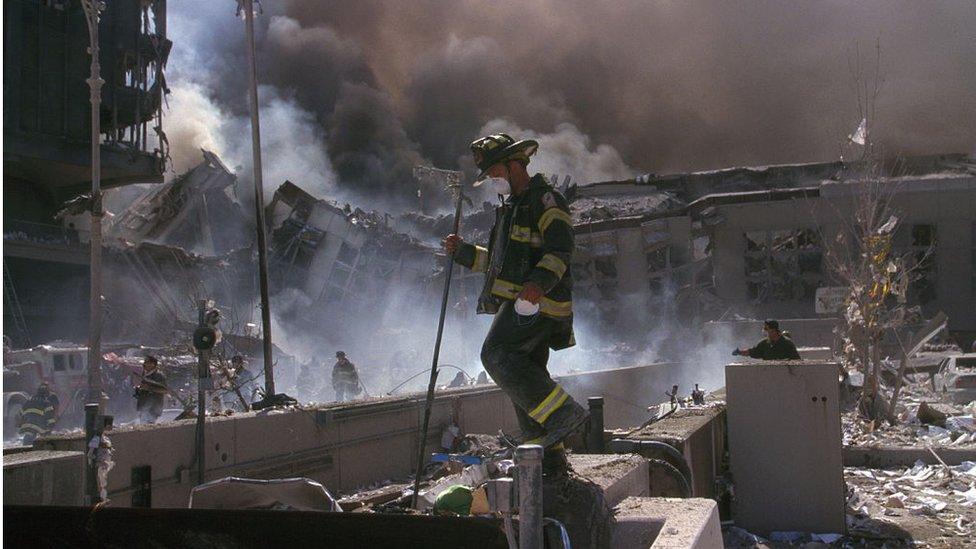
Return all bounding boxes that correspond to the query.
[454,174,576,349]
[19,393,59,436]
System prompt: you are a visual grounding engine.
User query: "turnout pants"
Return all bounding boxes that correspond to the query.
[480,300,579,444]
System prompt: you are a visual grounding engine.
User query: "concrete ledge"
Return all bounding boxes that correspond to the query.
[569,453,649,507]
[612,497,723,549]
[4,450,85,506]
[843,445,976,468]
[616,406,726,498]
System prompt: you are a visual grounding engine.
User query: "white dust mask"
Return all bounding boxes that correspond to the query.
[485,176,511,196]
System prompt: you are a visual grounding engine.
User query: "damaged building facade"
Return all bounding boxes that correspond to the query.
[3,0,171,347]
[568,154,976,345]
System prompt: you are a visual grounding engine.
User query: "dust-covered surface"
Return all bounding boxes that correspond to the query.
[624,404,725,444]
[544,468,613,549]
[2,449,85,466]
[567,453,645,491]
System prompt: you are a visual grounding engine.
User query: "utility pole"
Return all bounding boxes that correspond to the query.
[82,0,105,409]
[193,300,219,485]
[240,0,276,396]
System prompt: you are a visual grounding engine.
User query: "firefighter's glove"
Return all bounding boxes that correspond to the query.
[443,234,462,255]
[517,282,544,304]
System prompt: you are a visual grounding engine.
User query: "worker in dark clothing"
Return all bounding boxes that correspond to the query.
[332,351,362,402]
[19,383,59,444]
[135,356,168,423]
[733,319,801,360]
[444,133,588,473]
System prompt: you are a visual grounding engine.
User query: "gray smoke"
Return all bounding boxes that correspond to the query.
[167,0,975,206]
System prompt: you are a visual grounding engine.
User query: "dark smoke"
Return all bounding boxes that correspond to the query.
[168,0,976,204]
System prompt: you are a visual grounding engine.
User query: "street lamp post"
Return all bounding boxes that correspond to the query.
[82,0,106,408]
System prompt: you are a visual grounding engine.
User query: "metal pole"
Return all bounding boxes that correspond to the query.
[242,0,276,396]
[82,0,105,410]
[195,301,208,485]
[411,181,464,507]
[516,444,544,549]
[587,396,605,453]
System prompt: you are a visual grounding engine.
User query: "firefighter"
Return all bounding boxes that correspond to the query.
[443,133,588,473]
[135,356,168,423]
[19,383,59,445]
[332,351,362,403]
[733,319,802,360]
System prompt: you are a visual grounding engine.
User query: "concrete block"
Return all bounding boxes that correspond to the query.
[611,497,722,549]
[4,450,84,506]
[620,406,726,498]
[798,347,833,360]
[569,453,648,507]
[726,361,846,535]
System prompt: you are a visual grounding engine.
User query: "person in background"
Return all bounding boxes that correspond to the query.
[19,383,59,444]
[733,319,801,360]
[332,351,362,403]
[87,419,114,502]
[135,356,168,424]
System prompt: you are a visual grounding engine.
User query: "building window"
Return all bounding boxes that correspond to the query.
[646,245,672,294]
[899,224,937,304]
[271,218,323,270]
[744,228,823,303]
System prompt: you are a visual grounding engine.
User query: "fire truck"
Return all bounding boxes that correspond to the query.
[3,341,92,435]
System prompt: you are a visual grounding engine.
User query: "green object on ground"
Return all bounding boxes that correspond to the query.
[433,485,474,516]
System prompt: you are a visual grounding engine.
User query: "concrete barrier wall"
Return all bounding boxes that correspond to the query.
[3,450,85,505]
[32,362,679,508]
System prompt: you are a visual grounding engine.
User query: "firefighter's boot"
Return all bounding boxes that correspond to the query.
[539,398,589,450]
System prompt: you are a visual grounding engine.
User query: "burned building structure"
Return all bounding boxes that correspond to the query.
[265,181,441,343]
[568,153,976,345]
[3,0,171,347]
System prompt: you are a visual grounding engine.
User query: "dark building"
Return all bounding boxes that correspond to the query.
[3,0,170,347]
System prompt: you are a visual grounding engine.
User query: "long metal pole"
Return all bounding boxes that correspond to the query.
[242,0,276,395]
[411,183,464,507]
[83,0,105,409]
[196,301,208,485]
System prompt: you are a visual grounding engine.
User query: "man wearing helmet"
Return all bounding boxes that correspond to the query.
[443,133,588,473]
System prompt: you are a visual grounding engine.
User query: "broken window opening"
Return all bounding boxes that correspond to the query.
[743,228,823,303]
[908,224,938,304]
[336,241,359,267]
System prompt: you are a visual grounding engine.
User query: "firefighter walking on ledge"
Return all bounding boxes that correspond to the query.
[443,133,588,474]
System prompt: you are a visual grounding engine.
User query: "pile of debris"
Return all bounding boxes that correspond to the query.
[337,430,515,514]
[335,428,612,546]
[843,380,976,448]
[846,460,976,544]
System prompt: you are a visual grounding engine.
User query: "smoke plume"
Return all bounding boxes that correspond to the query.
[165,0,975,207]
